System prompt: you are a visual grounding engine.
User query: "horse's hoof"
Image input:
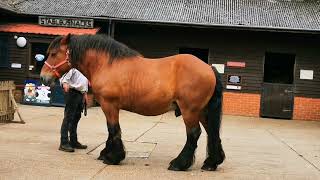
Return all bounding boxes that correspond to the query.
[201,164,218,171]
[168,163,189,171]
[167,158,190,171]
[103,159,120,165]
[168,164,184,171]
[103,155,121,165]
[102,152,125,165]
[97,155,104,160]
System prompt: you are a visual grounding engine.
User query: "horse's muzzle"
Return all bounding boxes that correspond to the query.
[40,75,56,87]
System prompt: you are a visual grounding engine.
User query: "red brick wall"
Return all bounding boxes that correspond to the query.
[222,92,260,117]
[293,97,320,121]
[222,92,320,121]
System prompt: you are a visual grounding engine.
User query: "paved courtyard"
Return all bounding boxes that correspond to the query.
[0,105,320,180]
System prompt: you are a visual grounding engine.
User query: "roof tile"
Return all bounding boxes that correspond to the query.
[2,0,320,31]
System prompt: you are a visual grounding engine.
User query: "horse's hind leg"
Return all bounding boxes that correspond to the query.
[200,90,225,171]
[200,118,224,171]
[168,112,202,171]
[97,103,125,165]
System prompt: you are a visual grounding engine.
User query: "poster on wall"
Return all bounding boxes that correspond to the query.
[227,75,242,84]
[35,85,51,104]
[226,75,242,90]
[23,80,38,104]
[23,80,51,105]
[300,70,313,80]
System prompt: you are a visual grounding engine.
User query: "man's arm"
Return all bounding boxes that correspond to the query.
[60,69,74,92]
[62,83,70,92]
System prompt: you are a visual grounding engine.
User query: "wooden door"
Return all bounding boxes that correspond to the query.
[260,83,294,119]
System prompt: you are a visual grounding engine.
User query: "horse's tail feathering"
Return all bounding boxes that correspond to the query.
[203,66,225,170]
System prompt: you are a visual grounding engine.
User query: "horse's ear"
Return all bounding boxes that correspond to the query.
[60,33,71,45]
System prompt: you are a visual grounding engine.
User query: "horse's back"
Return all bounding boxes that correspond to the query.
[149,53,216,101]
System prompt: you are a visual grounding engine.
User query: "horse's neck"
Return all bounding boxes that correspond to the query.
[77,59,103,83]
[79,56,143,83]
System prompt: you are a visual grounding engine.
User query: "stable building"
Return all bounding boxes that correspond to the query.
[0,0,319,120]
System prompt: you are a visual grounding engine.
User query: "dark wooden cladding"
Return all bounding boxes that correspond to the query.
[0,33,26,85]
[114,23,320,98]
[294,47,320,98]
[0,32,54,85]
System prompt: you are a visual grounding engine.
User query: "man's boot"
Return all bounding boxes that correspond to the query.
[70,138,87,149]
[59,142,75,152]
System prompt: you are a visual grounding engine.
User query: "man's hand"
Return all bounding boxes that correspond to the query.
[62,83,70,92]
[83,92,88,104]
[83,92,88,116]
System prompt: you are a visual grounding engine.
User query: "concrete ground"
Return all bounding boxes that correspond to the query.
[0,105,320,180]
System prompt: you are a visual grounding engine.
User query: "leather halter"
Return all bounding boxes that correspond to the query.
[44,49,71,78]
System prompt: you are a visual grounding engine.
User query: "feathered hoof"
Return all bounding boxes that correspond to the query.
[97,154,104,160]
[201,163,218,171]
[167,157,192,171]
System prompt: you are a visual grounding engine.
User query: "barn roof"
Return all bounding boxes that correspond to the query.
[2,0,320,32]
[0,0,16,12]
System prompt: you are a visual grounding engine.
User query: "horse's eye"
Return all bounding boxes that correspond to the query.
[50,53,57,57]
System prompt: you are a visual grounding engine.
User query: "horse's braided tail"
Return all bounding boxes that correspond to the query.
[205,66,225,168]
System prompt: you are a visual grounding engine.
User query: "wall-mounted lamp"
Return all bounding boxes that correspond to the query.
[16,36,27,48]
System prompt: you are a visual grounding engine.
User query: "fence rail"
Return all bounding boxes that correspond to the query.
[0,81,24,123]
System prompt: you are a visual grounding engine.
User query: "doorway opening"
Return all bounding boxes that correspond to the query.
[261,52,296,119]
[179,48,209,64]
[264,52,295,84]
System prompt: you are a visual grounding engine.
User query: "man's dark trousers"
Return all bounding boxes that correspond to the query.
[60,89,83,145]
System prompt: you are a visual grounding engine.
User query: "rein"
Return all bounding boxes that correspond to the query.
[44,49,71,78]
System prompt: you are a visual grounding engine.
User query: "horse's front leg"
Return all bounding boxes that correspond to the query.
[168,111,202,171]
[97,102,125,165]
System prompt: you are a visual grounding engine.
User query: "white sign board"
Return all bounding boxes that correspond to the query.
[226,85,241,90]
[212,64,225,74]
[300,70,313,80]
[11,63,21,69]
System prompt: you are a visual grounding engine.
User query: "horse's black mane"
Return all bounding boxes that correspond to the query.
[48,34,140,65]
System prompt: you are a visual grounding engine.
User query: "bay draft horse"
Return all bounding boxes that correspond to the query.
[40,34,225,171]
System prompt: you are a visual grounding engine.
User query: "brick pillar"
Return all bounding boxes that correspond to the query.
[222,92,261,117]
[293,97,320,121]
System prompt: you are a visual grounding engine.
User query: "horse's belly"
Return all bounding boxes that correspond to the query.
[123,99,175,116]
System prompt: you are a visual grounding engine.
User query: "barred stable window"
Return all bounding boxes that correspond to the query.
[0,37,8,67]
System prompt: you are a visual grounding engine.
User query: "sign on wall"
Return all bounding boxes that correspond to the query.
[39,16,94,29]
[300,69,313,80]
[11,63,21,69]
[226,85,241,90]
[227,61,246,68]
[227,75,242,84]
[226,74,242,90]
[212,64,225,74]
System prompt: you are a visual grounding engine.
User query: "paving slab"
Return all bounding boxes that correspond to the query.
[0,105,319,180]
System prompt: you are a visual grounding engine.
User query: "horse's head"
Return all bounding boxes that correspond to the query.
[40,34,72,86]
